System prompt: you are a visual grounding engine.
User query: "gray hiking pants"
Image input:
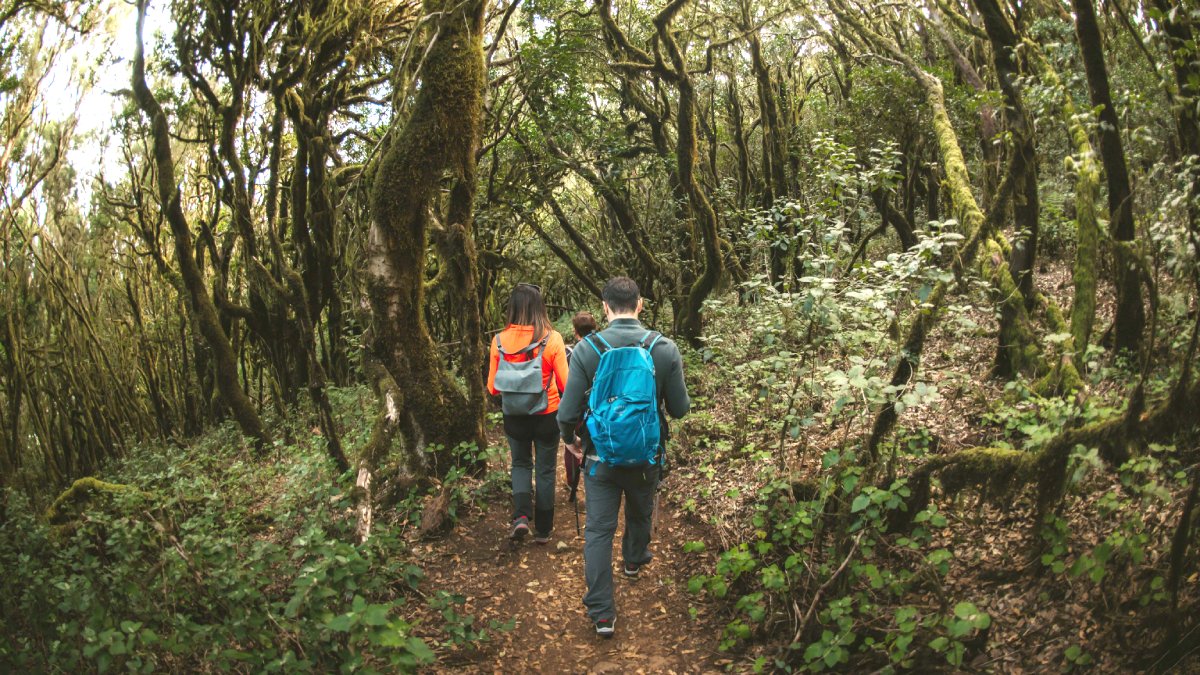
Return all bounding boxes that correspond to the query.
[582,460,659,622]
[506,413,559,536]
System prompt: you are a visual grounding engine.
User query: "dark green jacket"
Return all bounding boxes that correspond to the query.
[557,317,690,444]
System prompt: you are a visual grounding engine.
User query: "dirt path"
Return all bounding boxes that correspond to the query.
[411,462,726,673]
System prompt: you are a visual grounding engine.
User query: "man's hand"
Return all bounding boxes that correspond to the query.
[565,441,583,462]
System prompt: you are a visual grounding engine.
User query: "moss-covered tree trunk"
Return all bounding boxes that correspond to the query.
[366,0,486,481]
[1072,0,1145,353]
[900,368,1200,536]
[443,167,488,460]
[743,1,791,286]
[971,0,1042,378]
[654,0,725,345]
[131,1,268,449]
[545,139,666,299]
[595,0,722,339]
[972,0,1039,300]
[1027,48,1096,392]
[1150,0,1200,308]
[926,7,1000,213]
[832,2,1037,455]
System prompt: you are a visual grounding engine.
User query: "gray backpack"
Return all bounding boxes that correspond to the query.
[494,333,551,415]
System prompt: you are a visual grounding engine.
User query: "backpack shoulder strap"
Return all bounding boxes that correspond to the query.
[506,332,546,358]
[496,331,546,359]
[586,333,613,356]
[517,337,544,355]
[639,331,663,351]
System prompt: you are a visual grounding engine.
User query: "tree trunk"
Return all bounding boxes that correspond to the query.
[833,1,1021,457]
[926,6,999,211]
[523,212,604,299]
[926,162,940,223]
[1150,0,1200,296]
[744,1,790,287]
[870,187,918,250]
[1072,0,1145,352]
[653,0,724,345]
[131,1,268,449]
[1029,50,1098,391]
[972,0,1041,377]
[366,0,486,480]
[972,0,1039,305]
[727,78,751,213]
[547,194,611,285]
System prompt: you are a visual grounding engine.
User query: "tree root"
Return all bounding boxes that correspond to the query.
[418,485,455,539]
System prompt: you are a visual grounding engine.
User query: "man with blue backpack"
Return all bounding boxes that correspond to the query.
[557,277,690,638]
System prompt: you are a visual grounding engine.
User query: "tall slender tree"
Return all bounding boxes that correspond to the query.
[1072,0,1145,353]
[131,0,269,449]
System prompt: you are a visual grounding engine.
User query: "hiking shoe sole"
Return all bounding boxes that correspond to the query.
[594,617,616,637]
[510,518,530,540]
[622,564,640,579]
[533,534,551,544]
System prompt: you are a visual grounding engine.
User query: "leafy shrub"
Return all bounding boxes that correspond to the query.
[0,397,437,673]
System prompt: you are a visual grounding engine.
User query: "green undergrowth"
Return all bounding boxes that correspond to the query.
[0,386,495,673]
[669,263,1196,670]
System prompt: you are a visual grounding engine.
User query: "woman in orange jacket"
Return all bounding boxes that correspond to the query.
[487,283,569,542]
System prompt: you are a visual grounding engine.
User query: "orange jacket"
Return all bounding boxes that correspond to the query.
[487,325,569,415]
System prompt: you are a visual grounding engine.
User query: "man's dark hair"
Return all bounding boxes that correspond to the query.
[602,276,640,313]
[572,311,598,338]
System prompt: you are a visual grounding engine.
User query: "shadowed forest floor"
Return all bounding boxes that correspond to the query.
[409,456,726,673]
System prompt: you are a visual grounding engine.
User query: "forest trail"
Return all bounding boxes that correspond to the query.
[411,459,726,674]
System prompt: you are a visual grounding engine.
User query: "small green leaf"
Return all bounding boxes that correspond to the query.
[325,613,355,632]
[406,637,436,663]
[362,604,390,626]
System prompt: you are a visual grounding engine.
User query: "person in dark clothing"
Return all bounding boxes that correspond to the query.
[565,311,598,364]
[556,277,690,637]
[563,311,598,501]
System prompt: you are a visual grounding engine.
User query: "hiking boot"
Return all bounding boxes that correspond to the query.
[532,532,551,545]
[510,516,530,540]
[594,617,616,638]
[622,562,640,579]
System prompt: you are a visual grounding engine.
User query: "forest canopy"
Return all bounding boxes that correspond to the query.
[1,0,1199,670]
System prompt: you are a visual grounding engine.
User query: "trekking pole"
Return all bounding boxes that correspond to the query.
[650,443,667,539]
[571,446,584,536]
[650,490,660,539]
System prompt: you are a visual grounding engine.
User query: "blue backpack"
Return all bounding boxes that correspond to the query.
[584,331,663,468]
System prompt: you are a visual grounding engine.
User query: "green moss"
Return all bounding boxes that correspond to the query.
[981,238,1046,378]
[938,447,1036,497]
[1028,40,1104,369]
[896,377,1200,527]
[366,0,487,478]
[44,477,154,526]
[1034,352,1084,396]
